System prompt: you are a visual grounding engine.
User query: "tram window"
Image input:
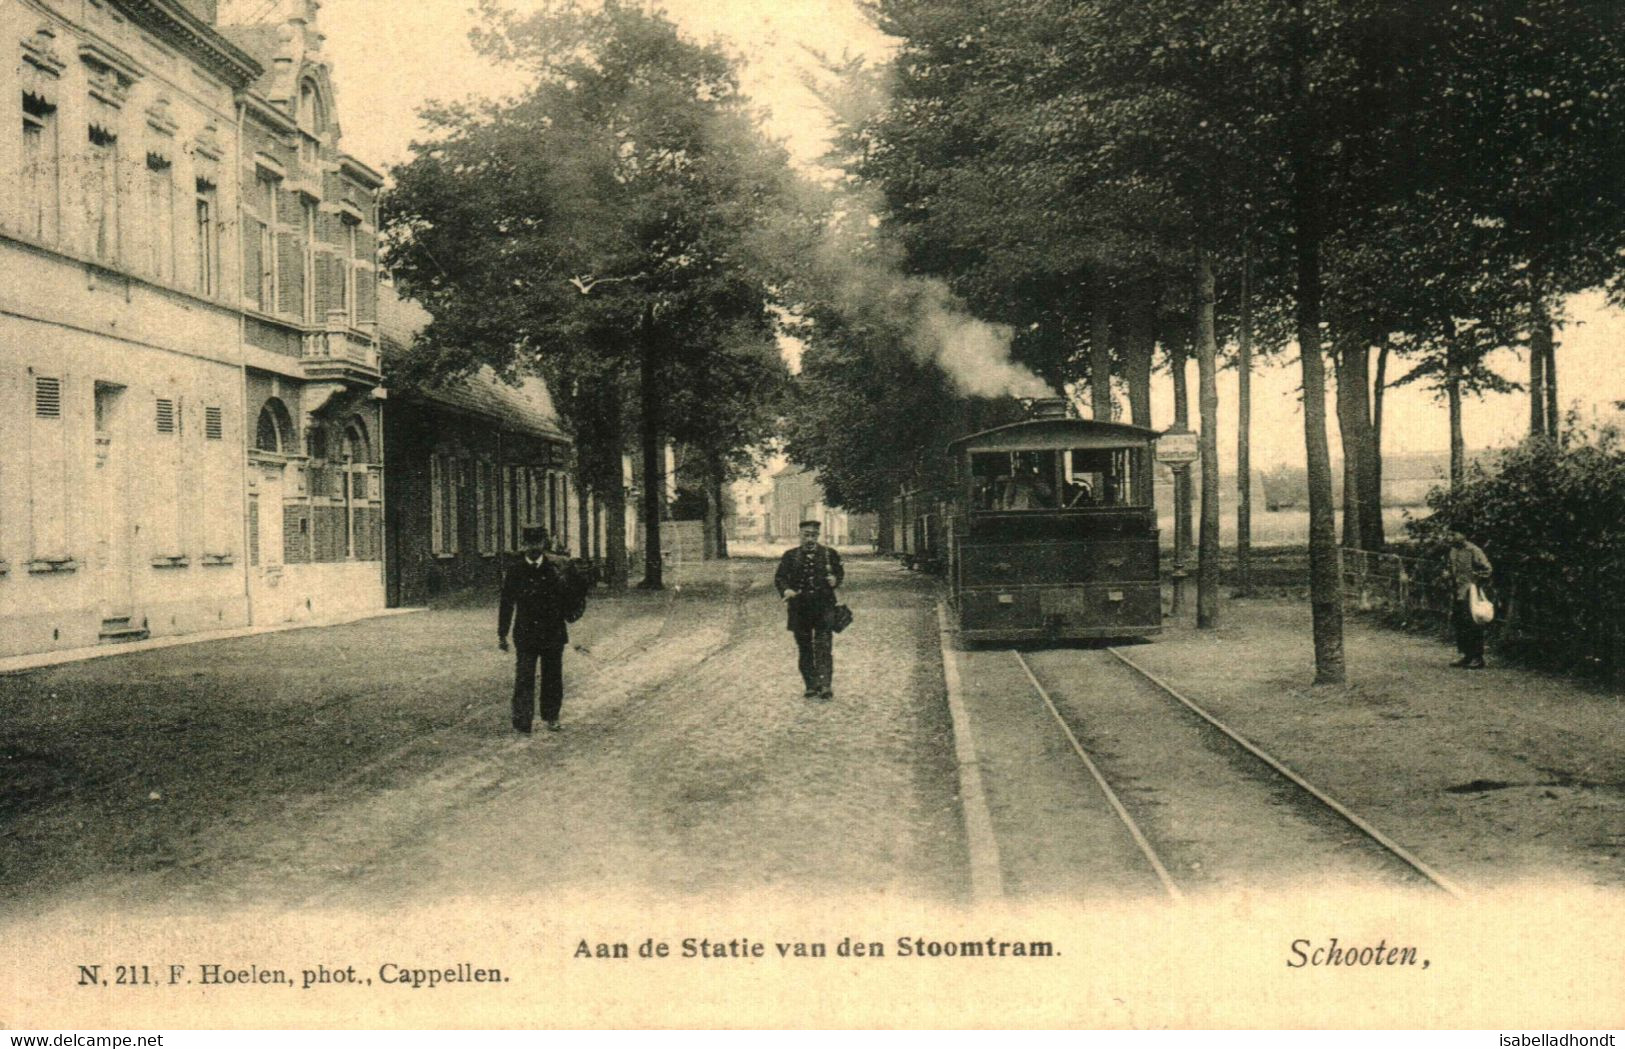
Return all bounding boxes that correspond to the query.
[969,453,1004,510]
[1065,449,1139,507]
[970,451,1060,510]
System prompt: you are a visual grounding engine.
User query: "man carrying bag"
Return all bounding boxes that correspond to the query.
[774,519,846,701]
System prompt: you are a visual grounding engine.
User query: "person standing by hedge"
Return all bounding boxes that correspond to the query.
[1447,531,1493,669]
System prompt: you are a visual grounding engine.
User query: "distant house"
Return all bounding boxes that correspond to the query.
[769,464,875,547]
[1254,450,1495,512]
[1379,452,1452,507]
[379,291,582,606]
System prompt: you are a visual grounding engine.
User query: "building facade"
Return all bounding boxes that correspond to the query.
[378,291,579,607]
[768,464,873,547]
[222,0,386,626]
[0,0,384,658]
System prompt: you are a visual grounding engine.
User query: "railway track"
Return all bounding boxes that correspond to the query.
[1008,645,1466,901]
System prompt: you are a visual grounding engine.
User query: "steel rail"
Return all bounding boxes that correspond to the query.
[1011,650,1185,902]
[1106,646,1467,900]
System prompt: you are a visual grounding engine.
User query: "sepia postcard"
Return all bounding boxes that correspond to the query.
[2,0,1622,1031]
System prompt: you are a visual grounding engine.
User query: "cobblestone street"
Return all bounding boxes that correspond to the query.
[1,556,966,914]
[5,556,1625,1029]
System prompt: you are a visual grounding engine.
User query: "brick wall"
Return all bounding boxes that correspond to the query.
[384,401,572,606]
[283,505,310,564]
[312,504,346,562]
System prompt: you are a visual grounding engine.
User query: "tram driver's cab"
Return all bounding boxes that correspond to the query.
[969,446,1144,512]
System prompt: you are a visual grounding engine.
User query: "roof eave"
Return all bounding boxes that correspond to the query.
[339,154,385,190]
[116,0,264,86]
[949,417,1163,453]
[394,388,570,444]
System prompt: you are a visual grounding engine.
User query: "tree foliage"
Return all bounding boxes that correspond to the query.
[1409,424,1625,676]
[381,0,799,584]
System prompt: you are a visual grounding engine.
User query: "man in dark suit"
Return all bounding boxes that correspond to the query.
[499,525,578,734]
[774,519,845,700]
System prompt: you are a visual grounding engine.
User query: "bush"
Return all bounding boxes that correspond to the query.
[1407,424,1625,677]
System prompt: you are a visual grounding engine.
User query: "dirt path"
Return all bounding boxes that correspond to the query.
[1126,598,1625,892]
[286,557,965,908]
[7,558,963,915]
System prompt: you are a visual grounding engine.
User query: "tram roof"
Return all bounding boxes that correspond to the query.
[949,417,1162,455]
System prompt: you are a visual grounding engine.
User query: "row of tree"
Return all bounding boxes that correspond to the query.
[788,0,1625,682]
[380,0,808,590]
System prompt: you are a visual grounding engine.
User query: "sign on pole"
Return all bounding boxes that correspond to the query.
[1156,431,1199,465]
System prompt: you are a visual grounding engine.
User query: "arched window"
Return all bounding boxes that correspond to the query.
[344,418,371,463]
[255,398,293,453]
[299,80,327,135]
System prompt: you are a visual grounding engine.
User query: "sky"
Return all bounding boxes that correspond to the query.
[284,0,1625,474]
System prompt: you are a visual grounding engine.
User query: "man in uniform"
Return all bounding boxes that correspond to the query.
[499,525,577,733]
[774,519,844,700]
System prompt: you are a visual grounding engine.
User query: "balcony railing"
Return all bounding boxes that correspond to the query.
[301,309,379,375]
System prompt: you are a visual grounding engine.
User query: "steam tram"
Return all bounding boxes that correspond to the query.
[897,400,1163,642]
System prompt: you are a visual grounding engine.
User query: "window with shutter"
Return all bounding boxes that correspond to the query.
[476,461,494,556]
[277,229,304,317]
[301,199,317,321]
[429,455,445,555]
[354,267,376,324]
[248,496,259,566]
[247,170,278,310]
[242,216,263,304]
[146,153,175,282]
[23,91,60,243]
[155,398,176,434]
[195,179,218,296]
[88,126,118,261]
[30,373,69,560]
[205,406,223,440]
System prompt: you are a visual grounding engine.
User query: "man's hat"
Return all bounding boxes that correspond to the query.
[798,519,821,531]
[521,524,549,544]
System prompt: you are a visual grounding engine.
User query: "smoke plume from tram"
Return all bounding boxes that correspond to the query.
[806,192,1055,401]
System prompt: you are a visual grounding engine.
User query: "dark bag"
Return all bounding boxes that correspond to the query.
[821,546,852,632]
[563,562,590,624]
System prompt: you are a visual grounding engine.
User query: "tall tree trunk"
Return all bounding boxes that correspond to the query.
[1447,344,1465,489]
[1334,335,1378,551]
[701,460,721,560]
[1543,324,1559,441]
[604,478,628,590]
[875,485,896,556]
[638,306,664,589]
[593,498,604,561]
[1170,334,1193,573]
[712,458,729,560]
[1366,340,1387,549]
[1121,285,1156,428]
[1334,342,1362,552]
[1090,280,1114,421]
[1236,246,1253,598]
[575,471,591,561]
[597,381,629,590]
[1529,314,1549,438]
[1290,39,1346,683]
[701,451,728,560]
[1194,248,1222,629]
